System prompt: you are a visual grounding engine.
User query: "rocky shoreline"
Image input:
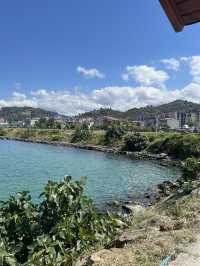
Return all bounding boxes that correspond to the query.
[0,136,184,211]
[0,136,182,166]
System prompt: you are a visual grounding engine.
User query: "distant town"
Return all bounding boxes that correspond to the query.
[0,100,200,132]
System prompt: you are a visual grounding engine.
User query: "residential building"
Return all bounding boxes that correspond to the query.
[159,118,179,130]
[0,118,8,128]
[95,116,121,127]
[30,118,40,127]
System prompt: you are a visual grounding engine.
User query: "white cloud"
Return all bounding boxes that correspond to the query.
[77,66,105,79]
[1,82,199,116]
[180,56,191,62]
[0,92,36,108]
[161,58,180,71]
[2,55,200,116]
[122,65,169,86]
[190,56,200,83]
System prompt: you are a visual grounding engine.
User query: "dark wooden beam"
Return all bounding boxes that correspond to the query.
[160,0,184,32]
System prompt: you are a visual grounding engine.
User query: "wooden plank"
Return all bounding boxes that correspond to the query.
[160,0,184,31]
[182,10,200,25]
[175,0,188,4]
[177,0,200,15]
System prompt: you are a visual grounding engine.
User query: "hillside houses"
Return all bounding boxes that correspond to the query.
[0,118,8,128]
[136,111,200,131]
[1,101,200,132]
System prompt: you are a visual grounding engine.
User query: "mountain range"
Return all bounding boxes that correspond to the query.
[1,100,200,122]
[78,100,200,120]
[0,107,59,122]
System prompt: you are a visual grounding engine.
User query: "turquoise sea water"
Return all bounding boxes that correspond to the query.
[0,140,181,206]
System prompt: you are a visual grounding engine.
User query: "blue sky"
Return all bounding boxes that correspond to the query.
[0,0,200,115]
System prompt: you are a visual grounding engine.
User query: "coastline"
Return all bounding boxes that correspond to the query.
[0,136,183,209]
[1,135,198,265]
[0,136,182,167]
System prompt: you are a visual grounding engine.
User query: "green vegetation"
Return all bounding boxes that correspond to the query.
[77,107,124,120]
[124,133,149,152]
[77,100,200,120]
[183,157,200,179]
[148,133,200,159]
[0,176,122,265]
[2,128,200,265]
[104,124,126,144]
[17,128,37,139]
[0,107,59,123]
[0,128,6,136]
[35,118,62,129]
[0,100,200,125]
[71,125,92,143]
[2,129,200,161]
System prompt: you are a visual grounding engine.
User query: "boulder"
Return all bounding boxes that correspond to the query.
[122,204,145,214]
[191,188,200,197]
[160,153,168,158]
[159,218,185,232]
[114,231,139,248]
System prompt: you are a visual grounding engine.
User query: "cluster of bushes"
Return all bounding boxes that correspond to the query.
[49,134,63,141]
[35,118,62,129]
[148,134,200,159]
[183,157,200,179]
[0,128,6,136]
[0,176,122,265]
[104,124,126,144]
[71,125,92,143]
[16,128,37,139]
[124,133,149,152]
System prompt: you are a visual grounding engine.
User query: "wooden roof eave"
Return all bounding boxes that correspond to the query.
[160,0,184,32]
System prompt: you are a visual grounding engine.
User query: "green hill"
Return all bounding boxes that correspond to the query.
[1,100,200,122]
[125,100,200,119]
[78,100,200,120]
[77,108,124,119]
[0,107,59,122]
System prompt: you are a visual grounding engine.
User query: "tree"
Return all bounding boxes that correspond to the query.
[104,124,126,144]
[124,133,149,152]
[0,177,123,265]
[71,125,92,143]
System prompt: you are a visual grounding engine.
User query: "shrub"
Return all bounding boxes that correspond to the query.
[18,129,36,139]
[183,157,200,179]
[0,176,123,265]
[124,133,149,152]
[148,134,200,159]
[71,126,92,143]
[104,124,126,144]
[0,128,6,136]
[50,134,62,141]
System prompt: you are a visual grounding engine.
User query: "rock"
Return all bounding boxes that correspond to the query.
[107,200,120,207]
[160,153,168,158]
[191,188,200,197]
[90,251,105,264]
[113,232,139,248]
[159,219,185,232]
[158,181,178,195]
[144,192,151,198]
[88,249,114,265]
[122,204,145,214]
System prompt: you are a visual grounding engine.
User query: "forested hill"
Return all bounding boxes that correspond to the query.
[124,100,200,119]
[78,108,125,119]
[1,100,200,122]
[0,107,59,122]
[78,100,200,120]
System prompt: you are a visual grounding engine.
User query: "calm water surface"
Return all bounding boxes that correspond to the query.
[0,140,182,206]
